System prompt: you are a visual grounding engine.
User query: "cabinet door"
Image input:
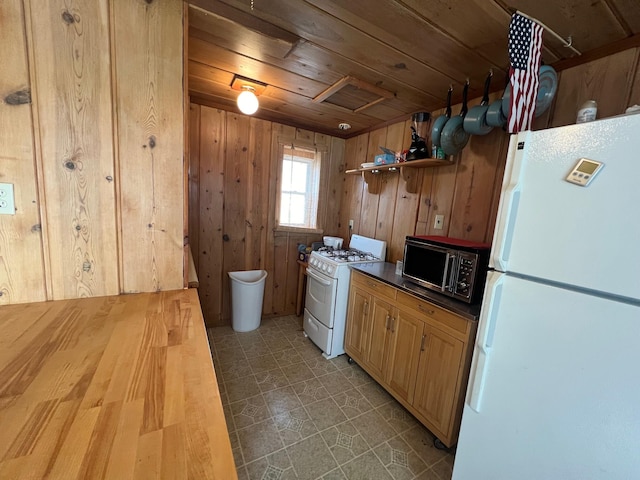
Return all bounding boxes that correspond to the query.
[413,323,464,438]
[345,286,370,362]
[364,297,393,380]
[385,309,424,403]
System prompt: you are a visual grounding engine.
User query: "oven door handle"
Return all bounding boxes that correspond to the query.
[306,268,333,286]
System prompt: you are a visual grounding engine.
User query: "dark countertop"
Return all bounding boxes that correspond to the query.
[351,262,481,321]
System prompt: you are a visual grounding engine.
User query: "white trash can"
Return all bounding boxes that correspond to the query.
[228,270,268,332]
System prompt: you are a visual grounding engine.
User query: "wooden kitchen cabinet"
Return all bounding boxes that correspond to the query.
[347,282,424,405]
[345,274,396,382]
[412,323,465,441]
[385,309,424,403]
[345,285,371,361]
[365,296,394,379]
[345,270,477,448]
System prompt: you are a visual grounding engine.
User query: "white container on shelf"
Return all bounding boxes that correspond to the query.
[576,100,597,123]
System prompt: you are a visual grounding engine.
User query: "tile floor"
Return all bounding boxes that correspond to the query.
[207,315,455,480]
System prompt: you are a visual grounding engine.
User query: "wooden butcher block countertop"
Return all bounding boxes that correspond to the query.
[0,289,237,480]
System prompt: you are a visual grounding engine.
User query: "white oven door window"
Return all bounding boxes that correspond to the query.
[305,268,338,328]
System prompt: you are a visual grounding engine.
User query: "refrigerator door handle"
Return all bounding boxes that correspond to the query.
[490,134,526,271]
[494,190,520,270]
[467,272,504,413]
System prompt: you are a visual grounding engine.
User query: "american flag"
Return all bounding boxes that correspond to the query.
[507,13,543,133]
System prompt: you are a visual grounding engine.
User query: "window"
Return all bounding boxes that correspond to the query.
[278,143,322,230]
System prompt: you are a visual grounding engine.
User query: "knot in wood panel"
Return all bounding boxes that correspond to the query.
[105,176,113,182]
[31,224,41,233]
[64,161,76,171]
[61,11,76,24]
[4,89,31,105]
[148,136,156,149]
[82,261,91,272]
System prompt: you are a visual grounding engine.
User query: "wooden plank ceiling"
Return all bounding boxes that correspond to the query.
[188,0,640,137]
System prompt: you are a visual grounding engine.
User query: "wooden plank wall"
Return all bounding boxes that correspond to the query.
[338,46,640,264]
[29,0,119,299]
[0,0,47,304]
[189,104,345,326]
[0,0,184,306]
[113,0,185,293]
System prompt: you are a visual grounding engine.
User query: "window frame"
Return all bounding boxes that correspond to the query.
[274,138,327,234]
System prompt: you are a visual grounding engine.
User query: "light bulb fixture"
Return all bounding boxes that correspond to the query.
[237,86,259,115]
[230,74,267,116]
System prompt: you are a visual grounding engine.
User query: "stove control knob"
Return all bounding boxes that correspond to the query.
[322,264,328,272]
[327,266,333,274]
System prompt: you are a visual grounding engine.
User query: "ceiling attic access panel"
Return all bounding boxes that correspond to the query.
[313,75,395,113]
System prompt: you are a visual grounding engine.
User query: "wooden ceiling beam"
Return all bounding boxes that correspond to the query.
[189,0,300,45]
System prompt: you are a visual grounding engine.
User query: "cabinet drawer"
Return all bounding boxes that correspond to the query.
[352,272,396,300]
[396,291,468,336]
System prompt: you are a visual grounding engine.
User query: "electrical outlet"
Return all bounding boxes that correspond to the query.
[434,214,444,230]
[0,183,15,215]
[348,219,354,229]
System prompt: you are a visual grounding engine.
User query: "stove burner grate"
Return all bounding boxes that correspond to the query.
[317,247,380,263]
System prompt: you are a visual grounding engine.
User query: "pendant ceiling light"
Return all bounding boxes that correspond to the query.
[237,86,259,115]
[231,75,267,116]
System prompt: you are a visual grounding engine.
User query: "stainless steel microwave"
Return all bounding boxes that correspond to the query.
[402,236,491,304]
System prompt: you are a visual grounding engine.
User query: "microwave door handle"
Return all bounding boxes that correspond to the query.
[442,253,452,291]
[444,254,457,292]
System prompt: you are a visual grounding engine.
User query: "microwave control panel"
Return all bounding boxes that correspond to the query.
[453,254,477,299]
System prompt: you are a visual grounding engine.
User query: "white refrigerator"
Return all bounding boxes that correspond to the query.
[453,115,640,480]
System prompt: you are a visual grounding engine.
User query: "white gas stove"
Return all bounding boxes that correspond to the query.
[304,235,386,358]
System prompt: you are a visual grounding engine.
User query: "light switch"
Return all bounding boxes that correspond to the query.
[0,183,16,215]
[434,214,444,230]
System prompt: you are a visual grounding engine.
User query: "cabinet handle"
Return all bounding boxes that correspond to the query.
[390,317,396,333]
[367,281,377,289]
[417,304,435,315]
[364,301,369,317]
[420,334,426,351]
[385,314,390,330]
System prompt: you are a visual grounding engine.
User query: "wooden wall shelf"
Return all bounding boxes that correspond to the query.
[345,157,453,175]
[345,157,454,194]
